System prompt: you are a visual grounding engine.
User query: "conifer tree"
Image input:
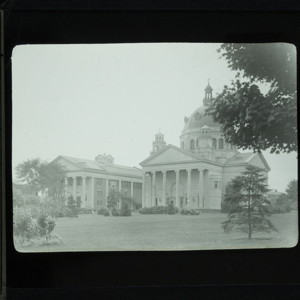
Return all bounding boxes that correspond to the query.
[222,164,277,239]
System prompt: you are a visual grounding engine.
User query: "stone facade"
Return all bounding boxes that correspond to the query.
[140,83,271,210]
[52,154,142,210]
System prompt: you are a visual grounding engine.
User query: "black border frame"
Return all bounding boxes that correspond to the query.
[2,6,300,299]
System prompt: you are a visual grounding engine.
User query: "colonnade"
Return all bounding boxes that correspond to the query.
[142,168,209,208]
[65,176,137,209]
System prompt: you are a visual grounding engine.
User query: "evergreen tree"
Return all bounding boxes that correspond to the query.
[222,164,277,239]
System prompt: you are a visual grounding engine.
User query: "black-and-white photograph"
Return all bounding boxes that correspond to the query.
[12,43,298,252]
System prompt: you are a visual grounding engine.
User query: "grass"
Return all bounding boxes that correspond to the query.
[15,211,298,252]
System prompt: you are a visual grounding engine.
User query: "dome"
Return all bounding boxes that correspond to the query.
[182,105,220,133]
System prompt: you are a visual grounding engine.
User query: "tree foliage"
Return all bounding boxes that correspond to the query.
[206,43,297,154]
[222,164,277,239]
[15,158,66,200]
[285,179,298,203]
[107,188,121,210]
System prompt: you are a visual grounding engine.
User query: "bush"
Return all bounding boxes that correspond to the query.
[103,210,110,216]
[36,208,56,240]
[270,204,291,214]
[77,207,93,214]
[221,201,239,214]
[97,206,109,215]
[120,203,131,216]
[180,208,201,215]
[13,207,35,241]
[139,205,179,215]
[112,208,120,216]
[167,203,179,215]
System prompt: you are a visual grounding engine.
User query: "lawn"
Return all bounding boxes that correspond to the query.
[16,211,298,252]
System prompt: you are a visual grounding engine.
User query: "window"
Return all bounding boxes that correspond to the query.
[214,181,222,189]
[190,139,195,150]
[214,181,218,188]
[212,138,217,149]
[68,178,73,186]
[219,139,224,149]
[76,177,82,186]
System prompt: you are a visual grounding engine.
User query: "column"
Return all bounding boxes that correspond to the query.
[105,176,109,207]
[142,173,146,207]
[91,177,95,209]
[82,176,86,208]
[175,170,180,208]
[73,176,76,200]
[198,168,204,208]
[152,171,156,206]
[130,181,134,209]
[162,171,166,206]
[64,177,68,205]
[119,180,122,209]
[186,169,192,207]
[205,169,210,208]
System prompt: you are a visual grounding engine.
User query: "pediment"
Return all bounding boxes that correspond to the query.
[140,145,201,166]
[52,156,80,171]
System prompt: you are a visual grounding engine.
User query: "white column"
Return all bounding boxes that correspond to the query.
[73,176,76,200]
[131,181,133,198]
[205,169,210,208]
[91,177,95,209]
[142,173,146,207]
[64,177,68,205]
[162,171,166,206]
[119,180,122,209]
[187,169,192,207]
[152,171,156,206]
[105,177,109,207]
[82,176,86,208]
[198,168,204,208]
[175,170,180,208]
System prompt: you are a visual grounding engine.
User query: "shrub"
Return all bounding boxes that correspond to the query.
[36,208,56,240]
[112,208,120,216]
[13,207,35,241]
[120,203,131,216]
[97,206,108,215]
[180,208,201,215]
[103,210,110,216]
[77,207,93,214]
[167,203,179,215]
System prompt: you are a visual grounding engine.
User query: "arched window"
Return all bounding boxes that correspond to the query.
[212,138,217,149]
[190,139,195,150]
[181,141,185,149]
[219,138,224,149]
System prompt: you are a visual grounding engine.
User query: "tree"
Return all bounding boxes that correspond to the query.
[206,43,297,154]
[15,158,66,201]
[222,164,277,239]
[285,179,298,203]
[106,188,121,210]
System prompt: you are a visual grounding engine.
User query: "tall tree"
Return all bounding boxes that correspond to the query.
[285,179,298,203]
[206,43,297,154]
[222,164,277,239]
[106,188,121,210]
[15,158,66,200]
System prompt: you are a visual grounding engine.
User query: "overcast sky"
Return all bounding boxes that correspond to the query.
[12,43,297,192]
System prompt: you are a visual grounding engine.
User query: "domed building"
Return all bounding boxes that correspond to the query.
[140,83,270,210]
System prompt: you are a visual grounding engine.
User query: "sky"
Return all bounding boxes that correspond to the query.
[12,43,297,192]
